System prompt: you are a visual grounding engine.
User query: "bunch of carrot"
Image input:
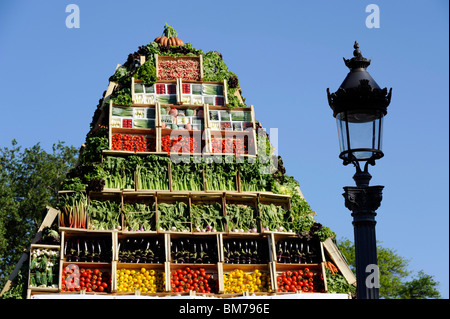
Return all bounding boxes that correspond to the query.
[325,261,339,275]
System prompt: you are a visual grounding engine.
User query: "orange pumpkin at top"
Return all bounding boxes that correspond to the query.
[154,23,184,47]
[154,36,184,47]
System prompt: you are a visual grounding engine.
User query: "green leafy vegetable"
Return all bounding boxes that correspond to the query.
[157,201,190,231]
[136,155,170,190]
[191,202,226,232]
[171,158,204,191]
[226,203,258,232]
[134,60,157,85]
[123,202,157,231]
[204,156,236,191]
[111,88,132,106]
[88,199,121,230]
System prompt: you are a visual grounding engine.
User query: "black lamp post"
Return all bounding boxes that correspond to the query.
[327,42,392,299]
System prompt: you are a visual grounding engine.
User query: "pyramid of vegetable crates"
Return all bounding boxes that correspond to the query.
[28,25,355,297]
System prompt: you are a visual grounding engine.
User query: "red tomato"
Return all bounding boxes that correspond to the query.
[102,282,108,288]
[98,286,104,292]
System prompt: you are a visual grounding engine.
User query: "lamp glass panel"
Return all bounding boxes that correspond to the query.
[336,110,383,160]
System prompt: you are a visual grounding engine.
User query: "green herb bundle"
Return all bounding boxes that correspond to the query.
[259,203,290,231]
[123,202,157,231]
[191,202,226,232]
[88,200,121,230]
[157,201,190,232]
[204,156,236,191]
[99,156,135,189]
[136,155,170,190]
[226,204,258,232]
[171,158,203,191]
[238,157,269,192]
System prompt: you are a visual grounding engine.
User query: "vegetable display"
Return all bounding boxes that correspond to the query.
[123,202,157,232]
[95,156,135,189]
[38,24,354,299]
[275,238,321,264]
[88,200,122,231]
[171,238,218,264]
[170,160,204,191]
[154,23,184,47]
[170,266,217,293]
[118,237,164,264]
[225,204,258,233]
[29,248,59,288]
[157,201,190,232]
[160,106,204,131]
[59,192,88,229]
[116,268,165,293]
[61,266,111,293]
[223,239,268,264]
[190,202,225,232]
[224,269,271,294]
[135,155,170,190]
[111,133,156,152]
[64,237,112,263]
[276,268,324,293]
[259,203,291,232]
[204,156,237,191]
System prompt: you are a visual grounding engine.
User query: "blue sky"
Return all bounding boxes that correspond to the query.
[0,1,448,298]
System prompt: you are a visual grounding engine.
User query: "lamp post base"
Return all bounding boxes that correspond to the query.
[343,185,384,299]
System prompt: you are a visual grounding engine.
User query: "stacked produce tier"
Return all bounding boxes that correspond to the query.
[26,25,354,299]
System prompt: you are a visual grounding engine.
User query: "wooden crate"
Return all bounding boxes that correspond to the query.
[121,193,157,233]
[270,233,325,264]
[60,230,115,264]
[224,193,259,234]
[160,127,206,156]
[168,232,221,265]
[59,261,113,294]
[272,262,328,294]
[113,260,167,293]
[203,159,239,193]
[156,192,191,233]
[221,235,271,265]
[206,105,256,131]
[87,192,123,231]
[257,193,292,233]
[156,55,203,82]
[190,193,227,233]
[116,232,165,264]
[218,262,273,295]
[168,262,219,294]
[159,103,205,131]
[178,80,227,107]
[207,128,257,157]
[27,244,60,292]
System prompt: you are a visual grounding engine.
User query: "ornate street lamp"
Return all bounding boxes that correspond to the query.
[327,41,392,299]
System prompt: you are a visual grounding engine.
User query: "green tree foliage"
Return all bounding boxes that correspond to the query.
[0,140,78,298]
[337,238,441,299]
